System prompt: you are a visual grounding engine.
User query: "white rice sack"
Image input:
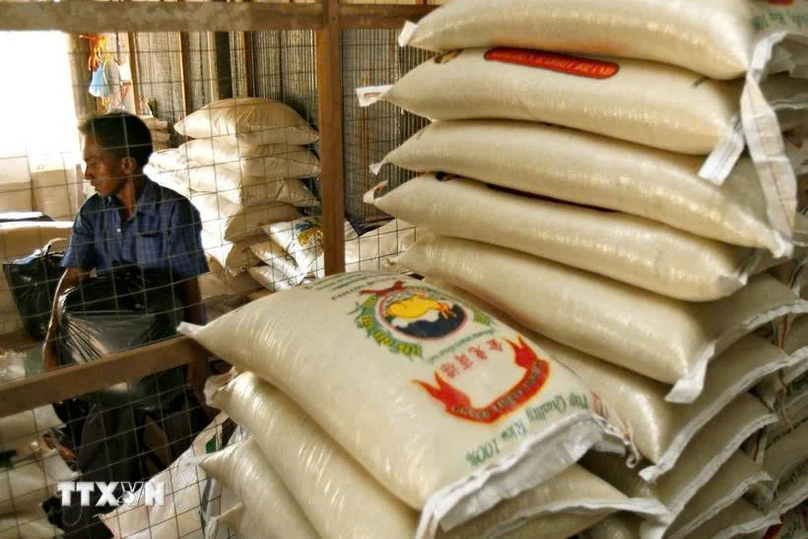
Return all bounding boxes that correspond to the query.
[0,221,72,262]
[582,512,641,539]
[180,272,635,536]
[0,509,59,539]
[368,175,762,301]
[0,405,62,458]
[181,138,320,179]
[397,0,797,80]
[197,438,318,539]
[687,498,779,539]
[249,238,301,281]
[175,97,318,146]
[207,370,663,539]
[200,257,261,301]
[377,119,791,256]
[398,235,808,402]
[201,232,261,275]
[216,503,264,539]
[423,277,798,481]
[582,393,777,539]
[763,459,808,520]
[144,164,193,198]
[345,219,420,272]
[668,452,771,539]
[359,48,755,155]
[31,169,77,221]
[266,216,358,278]
[195,192,301,243]
[247,266,300,293]
[749,408,808,508]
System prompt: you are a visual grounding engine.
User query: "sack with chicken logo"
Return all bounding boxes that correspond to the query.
[265,217,358,278]
[180,272,636,537]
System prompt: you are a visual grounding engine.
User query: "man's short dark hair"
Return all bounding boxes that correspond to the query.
[79,112,153,169]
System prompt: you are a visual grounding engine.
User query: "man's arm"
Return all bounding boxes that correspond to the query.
[42,267,90,372]
[180,277,207,390]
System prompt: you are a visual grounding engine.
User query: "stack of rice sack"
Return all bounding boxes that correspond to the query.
[247,217,420,292]
[0,221,72,336]
[144,97,322,298]
[179,272,675,538]
[347,1,808,537]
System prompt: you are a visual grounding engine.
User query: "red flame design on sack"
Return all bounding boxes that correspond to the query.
[415,337,550,424]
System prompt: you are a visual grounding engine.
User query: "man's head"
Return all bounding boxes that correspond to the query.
[79,112,152,198]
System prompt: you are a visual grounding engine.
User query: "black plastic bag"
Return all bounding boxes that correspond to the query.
[2,241,65,340]
[56,268,188,412]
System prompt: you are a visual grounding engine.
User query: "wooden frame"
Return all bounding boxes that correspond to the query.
[0,1,436,417]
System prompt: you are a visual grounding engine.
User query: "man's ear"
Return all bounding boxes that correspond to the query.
[120,156,137,175]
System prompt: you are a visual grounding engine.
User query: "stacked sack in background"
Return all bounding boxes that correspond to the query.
[0,352,77,538]
[352,0,808,536]
[144,97,322,311]
[178,271,678,538]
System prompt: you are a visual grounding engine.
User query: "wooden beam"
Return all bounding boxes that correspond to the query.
[338,4,437,28]
[242,32,255,97]
[126,33,142,116]
[206,31,221,101]
[316,0,345,275]
[0,337,210,419]
[179,32,194,115]
[0,2,324,33]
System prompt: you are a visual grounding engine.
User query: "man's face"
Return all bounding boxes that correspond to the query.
[82,135,128,198]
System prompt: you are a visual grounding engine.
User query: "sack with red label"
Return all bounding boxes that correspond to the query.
[206,370,664,539]
[358,48,804,158]
[180,272,635,537]
[398,235,808,402]
[375,120,796,256]
[367,175,764,301]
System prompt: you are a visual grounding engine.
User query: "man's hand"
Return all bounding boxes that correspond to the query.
[186,356,208,390]
[42,339,59,372]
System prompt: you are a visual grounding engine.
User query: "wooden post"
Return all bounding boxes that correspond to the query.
[206,31,220,101]
[126,32,142,115]
[242,31,254,96]
[316,0,345,275]
[178,32,194,115]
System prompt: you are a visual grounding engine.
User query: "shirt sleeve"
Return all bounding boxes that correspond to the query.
[167,199,209,281]
[61,207,97,270]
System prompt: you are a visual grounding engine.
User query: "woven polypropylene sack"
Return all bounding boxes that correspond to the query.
[181,139,320,179]
[667,452,770,539]
[201,232,261,276]
[582,512,642,539]
[0,510,59,538]
[217,504,264,539]
[687,498,779,539]
[206,371,663,538]
[360,49,753,155]
[199,257,261,300]
[378,120,790,256]
[197,438,318,539]
[194,192,301,243]
[246,265,299,293]
[421,277,804,482]
[369,175,762,301]
[249,238,300,282]
[149,149,318,208]
[757,314,808,409]
[174,97,319,146]
[398,0,801,80]
[398,235,808,402]
[581,395,777,538]
[266,217,358,278]
[758,505,808,539]
[180,272,635,537]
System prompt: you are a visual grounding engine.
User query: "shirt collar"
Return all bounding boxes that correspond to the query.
[103,177,160,216]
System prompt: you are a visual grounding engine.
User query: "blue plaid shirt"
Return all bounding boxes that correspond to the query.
[62,178,209,281]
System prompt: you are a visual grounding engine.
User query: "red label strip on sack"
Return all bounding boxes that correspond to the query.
[484,48,619,79]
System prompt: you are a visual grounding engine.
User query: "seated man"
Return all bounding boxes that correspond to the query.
[42,112,209,537]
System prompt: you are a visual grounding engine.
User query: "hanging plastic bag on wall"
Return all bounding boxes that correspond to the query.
[88,62,109,99]
[2,239,66,341]
[56,267,187,411]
